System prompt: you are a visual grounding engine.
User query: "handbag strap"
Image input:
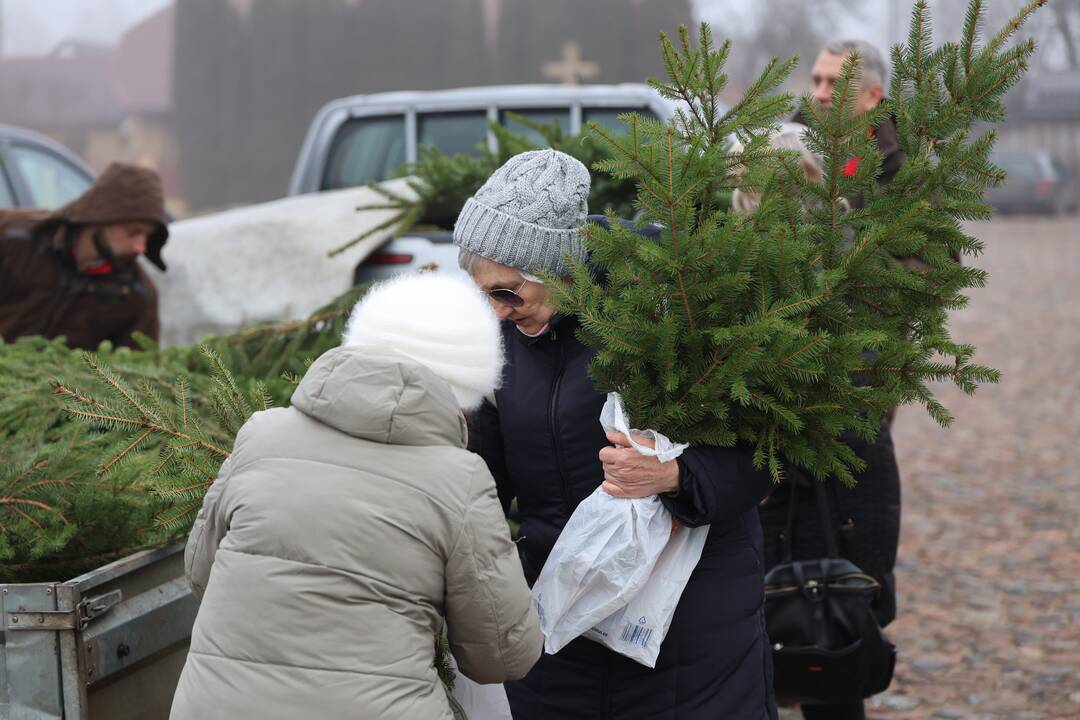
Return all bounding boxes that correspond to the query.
[780,479,798,563]
[780,474,841,561]
[814,479,841,559]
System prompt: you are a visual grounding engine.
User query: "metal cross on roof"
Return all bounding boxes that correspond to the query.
[228,0,256,19]
[542,41,600,85]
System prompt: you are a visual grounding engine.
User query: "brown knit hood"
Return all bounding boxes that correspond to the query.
[42,162,170,271]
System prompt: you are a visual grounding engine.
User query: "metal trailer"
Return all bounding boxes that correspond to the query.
[1,544,196,719]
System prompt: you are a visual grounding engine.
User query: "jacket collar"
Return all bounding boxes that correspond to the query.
[510,311,579,348]
[791,104,901,159]
[872,114,901,159]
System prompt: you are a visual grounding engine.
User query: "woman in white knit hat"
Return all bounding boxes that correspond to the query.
[457,149,778,719]
[171,273,542,720]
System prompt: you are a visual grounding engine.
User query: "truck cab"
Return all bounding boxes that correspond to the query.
[287,84,679,283]
[288,83,678,194]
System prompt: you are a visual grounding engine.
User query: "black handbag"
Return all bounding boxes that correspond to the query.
[763,479,897,705]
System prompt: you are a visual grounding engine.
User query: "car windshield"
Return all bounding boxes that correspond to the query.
[0,172,16,208]
[8,144,92,208]
[583,107,658,134]
[992,154,1047,181]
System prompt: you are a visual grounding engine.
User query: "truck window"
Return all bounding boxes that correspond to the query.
[417,111,488,157]
[500,109,571,147]
[323,115,406,189]
[583,107,657,135]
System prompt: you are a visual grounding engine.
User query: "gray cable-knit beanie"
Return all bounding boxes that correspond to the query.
[453,149,590,277]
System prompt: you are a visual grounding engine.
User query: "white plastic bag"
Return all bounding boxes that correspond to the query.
[442,625,512,720]
[531,392,709,668]
[583,521,709,667]
[599,392,689,462]
[448,661,512,720]
[532,487,672,654]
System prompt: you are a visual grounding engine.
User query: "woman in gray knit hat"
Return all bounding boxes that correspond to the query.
[457,149,777,720]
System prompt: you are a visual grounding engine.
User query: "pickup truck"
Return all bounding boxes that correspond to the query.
[288,83,680,284]
[154,84,683,346]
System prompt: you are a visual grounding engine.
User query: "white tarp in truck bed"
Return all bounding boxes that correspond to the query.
[147,178,417,347]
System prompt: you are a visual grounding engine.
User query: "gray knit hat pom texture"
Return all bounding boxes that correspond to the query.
[453,149,591,277]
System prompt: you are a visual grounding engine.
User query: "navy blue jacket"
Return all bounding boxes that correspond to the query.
[469,311,778,719]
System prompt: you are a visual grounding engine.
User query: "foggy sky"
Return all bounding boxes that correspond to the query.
[0,0,1063,71]
[1,0,894,58]
[695,0,893,49]
[1,0,171,56]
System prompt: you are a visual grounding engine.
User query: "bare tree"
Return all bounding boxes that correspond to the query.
[698,0,865,92]
[1048,0,1079,68]
[947,0,1080,70]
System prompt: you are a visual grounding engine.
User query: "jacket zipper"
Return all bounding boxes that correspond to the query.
[547,328,573,516]
[40,270,73,338]
[38,232,79,338]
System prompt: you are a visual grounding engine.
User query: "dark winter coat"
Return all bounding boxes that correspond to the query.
[469,312,778,720]
[758,110,904,629]
[792,108,905,208]
[0,164,168,350]
[758,422,902,627]
[855,112,905,206]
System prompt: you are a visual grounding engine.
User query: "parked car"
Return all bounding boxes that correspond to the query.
[289,84,685,283]
[986,150,1077,215]
[0,124,96,210]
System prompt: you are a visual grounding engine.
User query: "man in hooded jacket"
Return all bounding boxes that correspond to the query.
[0,162,169,350]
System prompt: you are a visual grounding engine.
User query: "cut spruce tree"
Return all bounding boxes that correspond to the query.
[548,1,1040,483]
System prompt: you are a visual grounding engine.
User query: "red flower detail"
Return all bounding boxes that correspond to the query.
[842,156,861,177]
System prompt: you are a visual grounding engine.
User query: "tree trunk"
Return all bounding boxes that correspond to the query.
[1051,1,1080,69]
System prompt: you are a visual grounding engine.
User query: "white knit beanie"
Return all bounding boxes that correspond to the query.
[341,274,504,411]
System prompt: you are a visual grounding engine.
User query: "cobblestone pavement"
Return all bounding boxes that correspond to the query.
[781,216,1080,720]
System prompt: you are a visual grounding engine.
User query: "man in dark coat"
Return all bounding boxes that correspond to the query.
[457,148,778,719]
[760,40,903,720]
[0,163,169,350]
[796,38,905,204]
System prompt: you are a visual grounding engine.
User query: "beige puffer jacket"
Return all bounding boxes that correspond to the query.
[170,347,542,720]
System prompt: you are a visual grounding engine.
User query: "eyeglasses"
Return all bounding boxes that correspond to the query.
[486,277,530,308]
